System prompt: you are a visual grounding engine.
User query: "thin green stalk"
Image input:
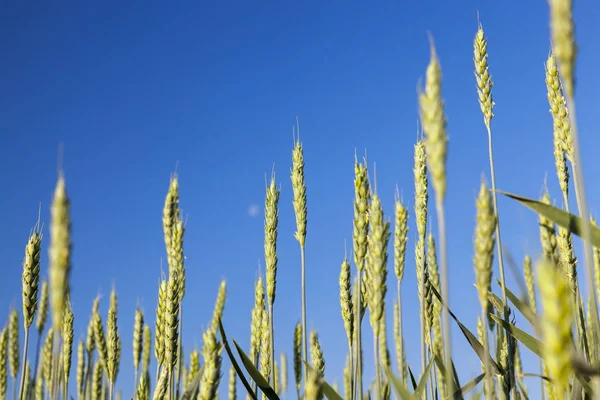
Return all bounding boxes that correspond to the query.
[435,196,453,398]
[373,333,381,400]
[300,245,308,389]
[268,302,275,387]
[481,308,492,400]
[353,274,363,400]
[396,281,403,382]
[419,239,426,375]
[18,329,30,400]
[175,308,183,399]
[32,335,42,395]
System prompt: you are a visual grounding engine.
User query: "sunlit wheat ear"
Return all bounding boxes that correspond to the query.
[91,361,103,400]
[413,141,428,240]
[353,159,370,272]
[344,354,352,399]
[49,174,72,334]
[365,193,390,337]
[42,328,54,391]
[291,133,307,246]
[198,329,222,400]
[339,256,353,348]
[293,322,302,395]
[310,331,325,377]
[162,174,179,261]
[107,288,122,383]
[394,198,409,283]
[142,325,151,375]
[548,0,577,98]
[280,353,288,394]
[133,308,144,376]
[92,298,108,367]
[250,276,265,361]
[259,310,271,380]
[169,217,185,302]
[154,279,167,366]
[77,340,85,399]
[36,280,49,334]
[22,224,42,328]
[264,175,280,307]
[419,41,448,199]
[86,311,96,357]
[305,370,322,400]
[539,192,560,264]
[473,23,494,128]
[164,277,179,371]
[8,309,19,380]
[63,303,74,386]
[187,349,199,385]
[228,365,236,400]
[538,258,573,395]
[210,280,227,331]
[473,181,496,311]
[523,256,537,310]
[0,328,7,400]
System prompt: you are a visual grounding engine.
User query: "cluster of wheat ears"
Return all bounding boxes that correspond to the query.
[4,1,599,399]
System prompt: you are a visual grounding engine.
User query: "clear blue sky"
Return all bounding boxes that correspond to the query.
[2,1,600,399]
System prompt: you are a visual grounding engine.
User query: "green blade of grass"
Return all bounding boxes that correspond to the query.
[489,314,542,358]
[430,284,501,375]
[414,358,434,398]
[302,360,344,400]
[407,365,418,390]
[180,366,205,400]
[494,279,539,329]
[445,373,484,400]
[497,191,600,247]
[232,339,280,400]
[217,320,258,400]
[383,365,414,400]
[432,354,463,400]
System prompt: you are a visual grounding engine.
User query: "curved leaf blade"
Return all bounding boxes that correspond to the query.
[232,339,280,400]
[218,320,258,400]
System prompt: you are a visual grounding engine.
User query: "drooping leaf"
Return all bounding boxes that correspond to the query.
[218,320,258,400]
[489,314,543,358]
[497,191,600,247]
[180,366,205,400]
[429,284,501,375]
[232,339,280,400]
[495,279,539,330]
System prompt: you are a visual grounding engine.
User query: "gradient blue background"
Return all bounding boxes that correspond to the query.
[2,1,599,398]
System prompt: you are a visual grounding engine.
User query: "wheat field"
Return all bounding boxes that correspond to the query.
[3,0,600,399]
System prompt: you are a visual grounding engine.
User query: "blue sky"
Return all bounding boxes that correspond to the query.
[1,1,600,398]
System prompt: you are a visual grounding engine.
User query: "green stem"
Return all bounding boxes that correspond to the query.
[373,332,381,400]
[397,281,404,384]
[435,194,453,398]
[175,307,183,399]
[354,273,363,400]
[566,96,600,361]
[85,351,93,400]
[418,237,426,375]
[18,328,30,400]
[300,245,308,390]
[481,307,492,400]
[268,302,275,387]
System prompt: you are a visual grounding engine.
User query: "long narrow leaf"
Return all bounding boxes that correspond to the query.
[383,365,414,400]
[414,358,434,398]
[489,314,542,358]
[180,366,205,400]
[495,279,539,329]
[497,191,600,247]
[446,373,484,400]
[430,284,501,375]
[218,320,258,400]
[432,355,462,399]
[232,339,280,400]
[407,366,417,390]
